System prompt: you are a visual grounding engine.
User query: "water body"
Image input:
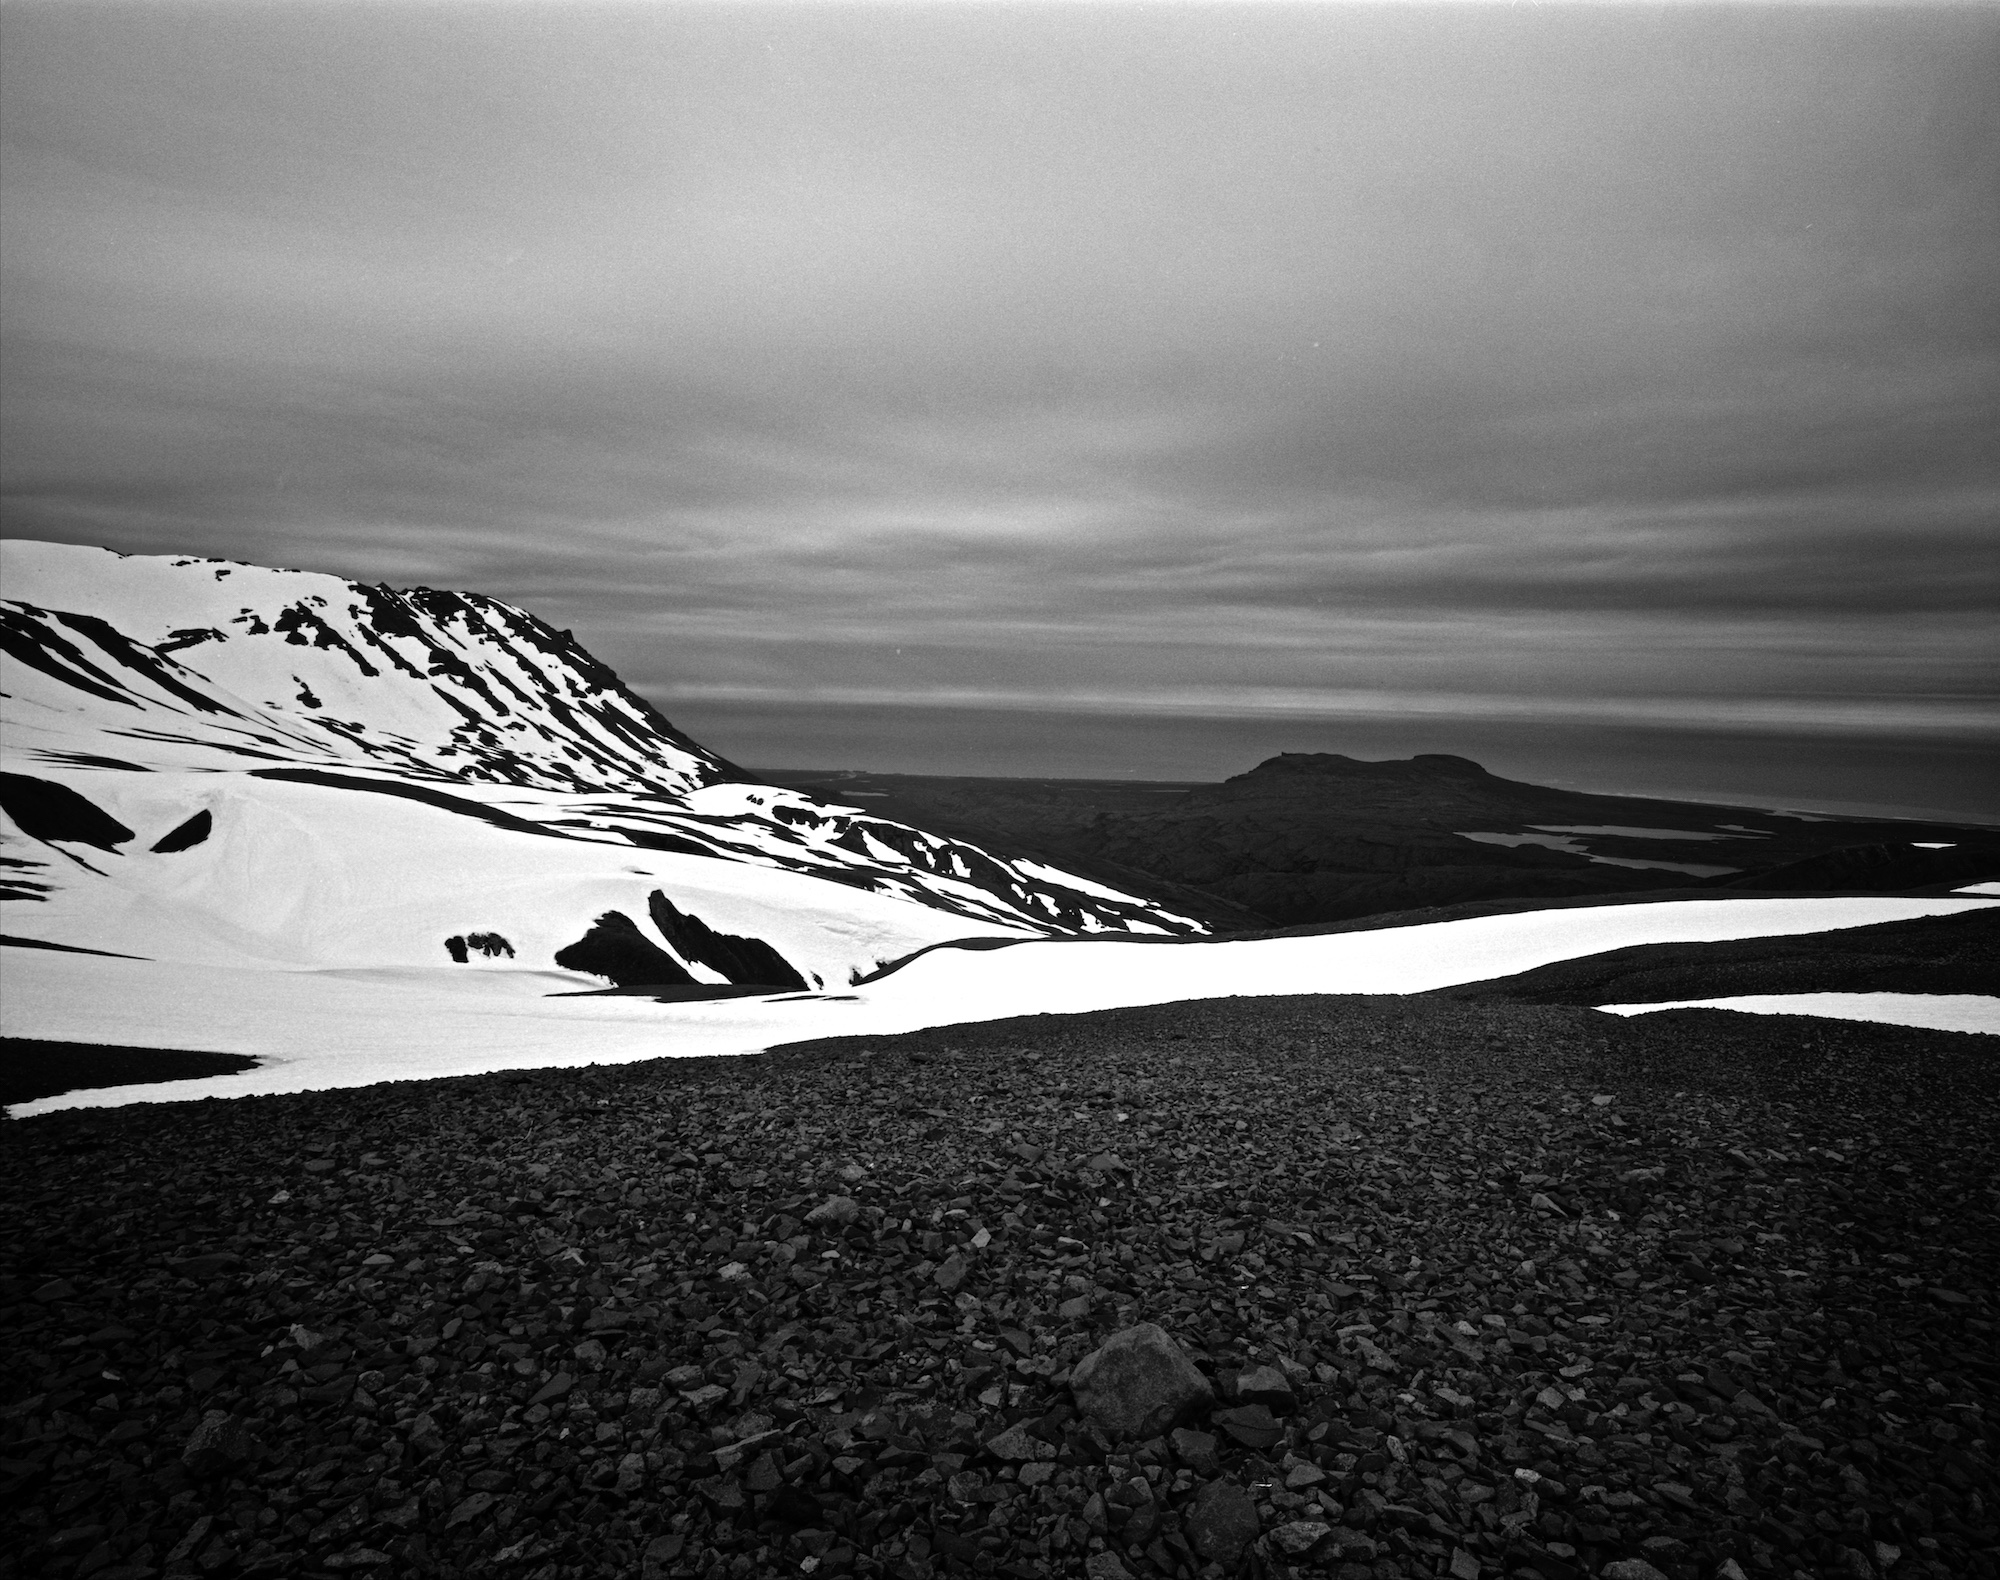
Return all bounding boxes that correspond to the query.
[1531,824,1746,841]
[1458,831,1737,878]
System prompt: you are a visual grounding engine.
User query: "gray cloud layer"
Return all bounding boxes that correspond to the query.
[3,2,1996,784]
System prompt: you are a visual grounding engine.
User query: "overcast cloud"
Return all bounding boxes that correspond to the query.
[2,2,1995,807]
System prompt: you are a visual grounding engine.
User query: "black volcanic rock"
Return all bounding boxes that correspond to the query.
[148,809,212,853]
[551,910,697,986]
[0,773,134,851]
[647,892,808,991]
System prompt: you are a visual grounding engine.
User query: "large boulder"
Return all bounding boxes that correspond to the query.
[1069,1323,1213,1440]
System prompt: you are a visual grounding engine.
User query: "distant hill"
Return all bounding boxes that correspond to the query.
[767,751,1999,928]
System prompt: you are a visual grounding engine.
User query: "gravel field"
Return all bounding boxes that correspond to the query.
[3,996,1994,1580]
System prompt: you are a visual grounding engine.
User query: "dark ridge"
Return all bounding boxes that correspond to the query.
[646,891,809,990]
[552,910,696,987]
[150,809,212,853]
[623,830,719,858]
[853,934,1028,984]
[154,626,225,654]
[0,1037,259,1106]
[0,603,144,708]
[1435,905,2000,1006]
[50,609,233,715]
[30,751,154,772]
[0,935,144,958]
[1720,841,2000,894]
[0,771,135,850]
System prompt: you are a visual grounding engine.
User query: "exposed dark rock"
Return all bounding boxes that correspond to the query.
[551,910,696,986]
[647,891,808,990]
[149,809,212,852]
[0,773,134,851]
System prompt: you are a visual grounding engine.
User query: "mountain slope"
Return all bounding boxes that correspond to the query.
[0,542,1201,984]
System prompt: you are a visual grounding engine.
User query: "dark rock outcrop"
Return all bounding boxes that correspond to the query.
[647,892,807,990]
[150,810,212,852]
[0,772,134,851]
[551,911,696,987]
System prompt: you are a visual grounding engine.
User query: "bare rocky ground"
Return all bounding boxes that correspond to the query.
[2,996,1995,1580]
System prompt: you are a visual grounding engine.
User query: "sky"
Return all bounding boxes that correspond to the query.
[2,1,1996,817]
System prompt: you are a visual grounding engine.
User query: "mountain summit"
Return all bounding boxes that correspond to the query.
[0,542,1200,987]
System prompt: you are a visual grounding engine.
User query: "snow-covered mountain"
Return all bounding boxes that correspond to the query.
[0,541,1200,987]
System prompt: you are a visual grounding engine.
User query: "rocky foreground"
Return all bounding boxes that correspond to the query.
[2,996,1995,1580]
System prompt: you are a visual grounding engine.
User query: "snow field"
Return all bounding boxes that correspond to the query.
[8,894,1991,1116]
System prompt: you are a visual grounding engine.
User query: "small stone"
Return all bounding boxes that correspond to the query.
[445,1492,495,1529]
[1070,1323,1214,1440]
[1212,1402,1284,1449]
[1058,1295,1092,1321]
[984,1423,1056,1461]
[1284,1461,1325,1490]
[1085,1555,1133,1580]
[1234,1364,1296,1412]
[1600,1562,1669,1580]
[1185,1480,1261,1565]
[180,1410,260,1476]
[641,1534,685,1580]
[934,1253,969,1292]
[1270,1520,1331,1557]
[1449,1549,1481,1580]
[1171,1427,1221,1476]
[614,1451,647,1493]
[806,1195,861,1227]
